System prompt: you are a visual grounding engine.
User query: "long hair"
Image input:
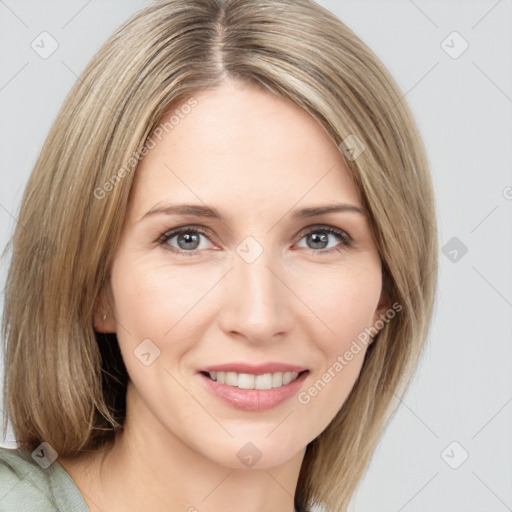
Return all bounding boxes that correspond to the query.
[1,1,438,510]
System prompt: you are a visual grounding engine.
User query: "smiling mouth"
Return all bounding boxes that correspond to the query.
[200,370,308,390]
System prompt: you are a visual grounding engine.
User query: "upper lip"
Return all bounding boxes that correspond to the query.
[199,362,308,374]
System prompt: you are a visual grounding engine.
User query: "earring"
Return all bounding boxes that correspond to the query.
[102,314,107,320]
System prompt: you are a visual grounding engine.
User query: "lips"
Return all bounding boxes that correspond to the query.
[197,362,310,412]
[199,362,308,374]
[206,370,302,390]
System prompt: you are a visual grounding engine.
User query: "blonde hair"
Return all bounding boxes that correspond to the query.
[1,0,438,510]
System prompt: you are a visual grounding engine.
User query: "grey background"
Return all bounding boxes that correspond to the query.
[1,1,511,511]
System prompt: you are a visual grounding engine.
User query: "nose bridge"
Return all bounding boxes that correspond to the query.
[219,239,292,342]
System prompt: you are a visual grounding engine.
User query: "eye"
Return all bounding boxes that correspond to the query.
[157,224,352,257]
[296,225,352,254]
[158,226,215,256]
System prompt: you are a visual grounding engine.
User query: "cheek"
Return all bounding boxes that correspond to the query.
[108,254,231,387]
[110,255,210,338]
[293,264,381,416]
[300,262,382,347]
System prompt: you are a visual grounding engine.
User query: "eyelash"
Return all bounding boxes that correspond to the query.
[156,224,353,257]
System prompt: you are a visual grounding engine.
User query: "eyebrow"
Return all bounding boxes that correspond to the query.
[140,202,367,222]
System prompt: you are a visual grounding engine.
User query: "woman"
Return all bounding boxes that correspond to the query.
[0,0,437,511]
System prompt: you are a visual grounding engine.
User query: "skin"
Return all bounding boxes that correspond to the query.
[59,78,388,512]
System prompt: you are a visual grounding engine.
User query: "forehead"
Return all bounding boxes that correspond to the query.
[129,80,362,217]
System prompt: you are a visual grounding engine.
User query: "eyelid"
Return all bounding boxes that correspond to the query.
[296,223,352,243]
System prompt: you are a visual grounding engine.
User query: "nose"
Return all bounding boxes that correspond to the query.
[217,245,295,345]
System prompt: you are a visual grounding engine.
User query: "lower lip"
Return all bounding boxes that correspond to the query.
[198,371,309,412]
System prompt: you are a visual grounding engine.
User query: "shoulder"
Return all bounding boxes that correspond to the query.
[0,445,58,511]
[0,446,88,512]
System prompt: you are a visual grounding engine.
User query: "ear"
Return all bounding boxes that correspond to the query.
[93,285,117,333]
[368,288,391,346]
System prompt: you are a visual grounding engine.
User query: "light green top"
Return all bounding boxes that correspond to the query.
[0,446,89,511]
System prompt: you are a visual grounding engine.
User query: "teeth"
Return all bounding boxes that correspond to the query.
[272,372,283,387]
[226,372,238,386]
[282,372,295,385]
[238,373,255,389]
[208,371,300,389]
[255,373,273,390]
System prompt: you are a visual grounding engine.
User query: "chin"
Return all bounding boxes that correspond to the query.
[196,434,307,471]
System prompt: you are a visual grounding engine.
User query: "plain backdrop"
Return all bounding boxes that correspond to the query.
[1,1,511,511]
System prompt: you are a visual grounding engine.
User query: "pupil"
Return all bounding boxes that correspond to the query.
[178,232,199,250]
[309,232,328,249]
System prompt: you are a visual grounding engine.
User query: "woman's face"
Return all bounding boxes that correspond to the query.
[101,79,387,469]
